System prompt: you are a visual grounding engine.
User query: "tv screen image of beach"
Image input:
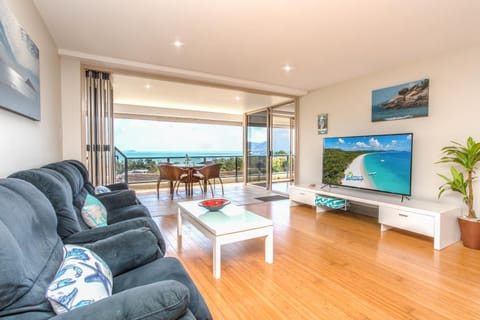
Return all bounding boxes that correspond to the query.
[322,133,413,196]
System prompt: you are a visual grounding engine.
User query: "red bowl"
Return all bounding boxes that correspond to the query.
[198,199,231,211]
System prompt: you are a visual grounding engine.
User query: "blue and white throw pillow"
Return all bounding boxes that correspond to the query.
[46,245,113,314]
[81,194,107,228]
[94,185,111,194]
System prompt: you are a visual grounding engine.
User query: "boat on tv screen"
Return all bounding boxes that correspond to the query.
[322,133,413,196]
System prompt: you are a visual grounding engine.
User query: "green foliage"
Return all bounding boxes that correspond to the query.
[437,137,480,172]
[322,149,368,185]
[438,167,468,202]
[217,157,243,172]
[272,155,288,173]
[115,159,125,175]
[128,159,158,172]
[437,137,480,219]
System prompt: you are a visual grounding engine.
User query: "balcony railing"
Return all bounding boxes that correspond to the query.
[114,148,293,185]
[115,148,244,184]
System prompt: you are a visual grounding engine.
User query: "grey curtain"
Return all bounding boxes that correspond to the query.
[84,70,114,186]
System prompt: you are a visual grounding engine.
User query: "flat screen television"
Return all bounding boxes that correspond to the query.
[322,133,413,196]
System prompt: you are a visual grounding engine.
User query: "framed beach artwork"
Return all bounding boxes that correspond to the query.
[0,0,40,121]
[317,113,328,134]
[371,79,429,122]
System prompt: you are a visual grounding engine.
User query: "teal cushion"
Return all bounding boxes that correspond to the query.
[81,194,107,228]
[315,196,347,209]
[46,245,113,314]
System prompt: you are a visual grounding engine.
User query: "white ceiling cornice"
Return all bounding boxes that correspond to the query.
[58,49,307,97]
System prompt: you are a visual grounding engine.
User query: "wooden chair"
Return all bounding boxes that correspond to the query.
[157,164,204,199]
[184,167,204,196]
[157,164,188,199]
[194,163,224,197]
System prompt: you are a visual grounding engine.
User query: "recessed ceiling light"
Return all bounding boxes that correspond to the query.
[173,40,184,48]
[145,84,151,89]
[282,64,293,72]
[234,95,241,101]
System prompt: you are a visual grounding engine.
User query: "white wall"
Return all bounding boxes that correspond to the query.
[0,0,61,177]
[60,57,82,160]
[298,45,480,214]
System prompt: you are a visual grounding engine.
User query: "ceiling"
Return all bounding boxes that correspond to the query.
[113,74,293,115]
[33,0,480,112]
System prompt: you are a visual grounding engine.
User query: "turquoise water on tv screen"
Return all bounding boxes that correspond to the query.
[363,151,411,195]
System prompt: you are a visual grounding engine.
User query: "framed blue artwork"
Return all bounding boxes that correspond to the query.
[372,79,429,122]
[0,0,40,121]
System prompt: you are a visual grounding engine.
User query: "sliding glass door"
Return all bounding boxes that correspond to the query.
[245,102,295,192]
[246,110,269,187]
[271,105,295,193]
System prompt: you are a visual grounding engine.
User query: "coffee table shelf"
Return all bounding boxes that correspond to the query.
[177,200,274,279]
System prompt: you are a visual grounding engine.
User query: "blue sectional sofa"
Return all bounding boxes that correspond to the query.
[2,161,212,320]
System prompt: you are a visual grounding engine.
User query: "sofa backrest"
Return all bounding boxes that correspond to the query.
[65,160,96,194]
[0,178,63,319]
[43,161,90,219]
[9,168,90,237]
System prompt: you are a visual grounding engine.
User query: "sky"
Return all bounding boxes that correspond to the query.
[114,118,243,152]
[323,133,412,152]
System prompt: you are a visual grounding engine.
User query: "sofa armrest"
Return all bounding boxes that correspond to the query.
[50,281,190,320]
[106,205,150,224]
[63,217,166,257]
[83,228,159,276]
[106,182,129,191]
[96,189,138,211]
[61,218,144,243]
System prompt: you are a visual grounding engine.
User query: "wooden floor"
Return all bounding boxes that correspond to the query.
[138,190,480,319]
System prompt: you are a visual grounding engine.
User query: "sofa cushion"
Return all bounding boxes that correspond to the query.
[43,161,89,214]
[82,228,159,276]
[9,168,85,237]
[46,245,113,314]
[0,221,27,310]
[113,257,213,320]
[81,194,108,228]
[0,179,64,316]
[46,281,192,320]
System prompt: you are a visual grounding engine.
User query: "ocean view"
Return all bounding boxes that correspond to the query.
[371,105,428,121]
[363,151,411,195]
[122,150,243,158]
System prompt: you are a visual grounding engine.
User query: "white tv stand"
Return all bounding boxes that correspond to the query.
[289,184,461,250]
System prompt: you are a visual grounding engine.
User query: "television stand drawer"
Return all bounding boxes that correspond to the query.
[289,187,316,206]
[379,206,434,237]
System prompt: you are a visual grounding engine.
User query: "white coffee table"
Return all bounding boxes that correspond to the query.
[177,200,274,279]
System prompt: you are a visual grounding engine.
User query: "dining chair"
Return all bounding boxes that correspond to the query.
[194,163,224,197]
[157,164,188,199]
[157,164,204,199]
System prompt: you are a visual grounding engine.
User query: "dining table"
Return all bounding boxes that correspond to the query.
[173,163,204,196]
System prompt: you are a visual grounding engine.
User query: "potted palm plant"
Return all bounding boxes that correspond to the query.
[437,136,480,249]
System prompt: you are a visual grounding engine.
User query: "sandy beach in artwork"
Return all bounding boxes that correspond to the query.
[341,153,374,189]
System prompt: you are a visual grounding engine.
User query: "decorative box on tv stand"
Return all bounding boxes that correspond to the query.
[315,195,348,211]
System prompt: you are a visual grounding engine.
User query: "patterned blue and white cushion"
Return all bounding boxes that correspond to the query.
[81,194,107,228]
[46,245,113,314]
[94,185,111,194]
